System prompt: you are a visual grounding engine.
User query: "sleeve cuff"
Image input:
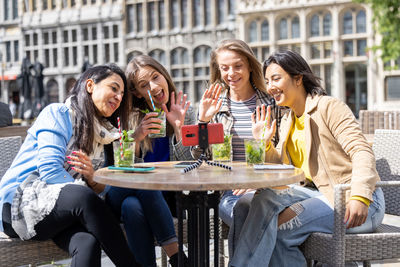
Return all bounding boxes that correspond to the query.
[350,195,371,207]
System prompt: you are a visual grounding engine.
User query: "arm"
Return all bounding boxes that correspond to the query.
[35,104,75,184]
[322,97,378,228]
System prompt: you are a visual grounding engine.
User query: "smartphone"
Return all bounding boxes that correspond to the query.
[174,161,198,168]
[181,123,224,146]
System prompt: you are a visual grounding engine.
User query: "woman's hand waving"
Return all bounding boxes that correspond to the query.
[198,83,223,123]
[162,91,190,142]
[251,105,276,144]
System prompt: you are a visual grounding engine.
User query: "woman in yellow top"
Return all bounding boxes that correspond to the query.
[228,50,385,267]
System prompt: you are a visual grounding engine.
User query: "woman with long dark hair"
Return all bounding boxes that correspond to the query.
[228,50,385,266]
[0,64,140,267]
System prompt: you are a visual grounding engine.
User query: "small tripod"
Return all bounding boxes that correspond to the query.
[181,123,232,173]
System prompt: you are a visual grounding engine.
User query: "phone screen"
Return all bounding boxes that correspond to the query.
[174,161,197,168]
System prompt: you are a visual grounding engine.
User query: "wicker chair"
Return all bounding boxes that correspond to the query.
[0,136,68,267]
[301,129,400,267]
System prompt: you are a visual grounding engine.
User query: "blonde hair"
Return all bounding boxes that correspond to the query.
[210,39,267,93]
[126,55,177,153]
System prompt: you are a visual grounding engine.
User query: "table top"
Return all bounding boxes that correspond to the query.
[94,161,305,191]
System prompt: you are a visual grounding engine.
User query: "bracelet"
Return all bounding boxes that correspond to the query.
[198,119,210,123]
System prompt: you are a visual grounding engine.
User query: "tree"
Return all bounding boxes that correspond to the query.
[354,0,400,66]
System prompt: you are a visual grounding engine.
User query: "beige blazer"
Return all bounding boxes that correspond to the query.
[265,94,379,205]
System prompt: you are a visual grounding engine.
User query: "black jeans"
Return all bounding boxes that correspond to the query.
[2,184,141,267]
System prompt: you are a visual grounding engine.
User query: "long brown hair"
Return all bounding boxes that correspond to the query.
[210,39,267,93]
[125,55,177,153]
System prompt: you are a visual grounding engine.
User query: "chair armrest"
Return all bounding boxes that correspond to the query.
[333,181,400,239]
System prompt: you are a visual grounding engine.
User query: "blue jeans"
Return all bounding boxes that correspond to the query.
[219,190,255,227]
[106,187,177,267]
[229,185,385,267]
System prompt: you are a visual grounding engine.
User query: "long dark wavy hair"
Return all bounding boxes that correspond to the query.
[126,55,178,152]
[67,64,130,155]
[263,50,327,96]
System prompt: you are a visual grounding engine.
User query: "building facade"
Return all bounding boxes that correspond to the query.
[236,0,400,114]
[0,0,399,117]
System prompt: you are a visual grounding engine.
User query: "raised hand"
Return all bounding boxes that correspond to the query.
[198,83,223,122]
[132,113,162,143]
[251,105,276,143]
[162,91,190,141]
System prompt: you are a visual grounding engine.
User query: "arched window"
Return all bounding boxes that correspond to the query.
[149,49,166,65]
[356,10,366,33]
[311,15,319,37]
[170,47,190,95]
[279,18,288,39]
[194,45,212,102]
[127,51,142,63]
[343,11,353,34]
[261,20,269,41]
[323,13,331,36]
[291,16,300,38]
[47,79,59,104]
[249,21,257,43]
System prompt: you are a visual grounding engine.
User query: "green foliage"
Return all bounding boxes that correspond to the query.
[212,135,232,161]
[245,141,265,165]
[140,107,163,114]
[354,0,400,65]
[122,130,135,142]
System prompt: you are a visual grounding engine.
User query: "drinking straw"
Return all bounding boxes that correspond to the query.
[117,117,123,160]
[147,90,156,111]
[261,105,268,145]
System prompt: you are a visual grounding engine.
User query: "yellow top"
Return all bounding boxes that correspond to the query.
[286,114,370,207]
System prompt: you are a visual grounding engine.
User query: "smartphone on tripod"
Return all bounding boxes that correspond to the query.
[181,123,224,147]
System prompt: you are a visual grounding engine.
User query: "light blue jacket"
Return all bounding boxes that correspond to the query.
[0,103,74,232]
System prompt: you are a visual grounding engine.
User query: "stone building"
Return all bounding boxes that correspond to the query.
[236,0,400,114]
[0,0,399,115]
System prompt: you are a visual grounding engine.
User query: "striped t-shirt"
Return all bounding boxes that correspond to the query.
[228,94,257,161]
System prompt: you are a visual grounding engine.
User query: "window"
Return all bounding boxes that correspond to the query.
[127,51,142,63]
[279,18,288,39]
[171,47,190,97]
[205,0,211,25]
[344,40,353,56]
[103,26,109,39]
[137,3,143,32]
[12,0,18,19]
[171,0,178,28]
[14,41,19,62]
[310,11,331,37]
[321,14,331,36]
[218,0,225,24]
[127,5,135,33]
[148,2,155,31]
[343,11,353,34]
[159,1,165,29]
[5,42,11,62]
[181,0,188,28]
[357,39,366,56]
[194,0,201,27]
[261,20,269,41]
[311,15,319,37]
[356,10,366,33]
[385,76,400,100]
[249,21,257,43]
[291,17,300,38]
[149,49,166,65]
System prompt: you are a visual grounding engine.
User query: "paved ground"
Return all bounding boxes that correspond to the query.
[36,214,400,267]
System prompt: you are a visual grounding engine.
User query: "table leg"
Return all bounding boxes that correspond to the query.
[175,191,221,267]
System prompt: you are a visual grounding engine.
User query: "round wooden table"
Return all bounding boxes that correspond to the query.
[94,161,304,267]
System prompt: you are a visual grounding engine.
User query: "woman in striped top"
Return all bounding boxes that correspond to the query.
[195,39,278,227]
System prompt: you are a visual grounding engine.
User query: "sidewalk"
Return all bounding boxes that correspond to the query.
[38,214,400,267]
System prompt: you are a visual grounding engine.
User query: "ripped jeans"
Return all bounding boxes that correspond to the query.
[228,185,385,267]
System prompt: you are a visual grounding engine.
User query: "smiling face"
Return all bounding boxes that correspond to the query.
[264,63,301,109]
[87,73,124,117]
[133,65,169,108]
[216,49,252,93]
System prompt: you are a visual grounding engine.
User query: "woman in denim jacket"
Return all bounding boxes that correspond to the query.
[0,64,140,267]
[228,50,385,267]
